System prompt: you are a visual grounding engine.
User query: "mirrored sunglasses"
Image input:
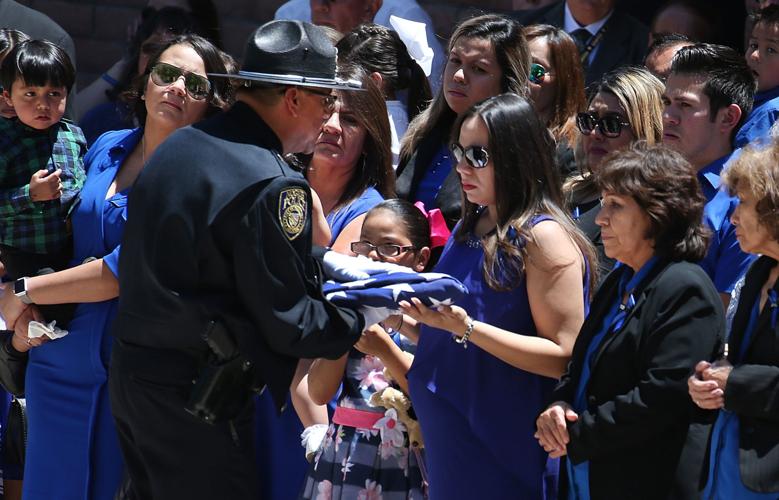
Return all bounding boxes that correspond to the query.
[529,63,551,84]
[350,241,415,258]
[451,143,490,168]
[576,112,631,138]
[150,62,211,101]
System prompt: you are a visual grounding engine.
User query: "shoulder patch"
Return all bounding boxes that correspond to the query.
[278,187,308,241]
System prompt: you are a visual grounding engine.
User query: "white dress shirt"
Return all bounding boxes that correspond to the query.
[274,0,445,90]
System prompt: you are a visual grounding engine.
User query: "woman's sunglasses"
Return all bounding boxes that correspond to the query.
[150,62,211,101]
[351,241,415,258]
[576,112,631,138]
[451,143,490,168]
[529,63,551,84]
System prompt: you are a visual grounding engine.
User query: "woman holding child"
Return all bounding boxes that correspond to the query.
[0,34,233,499]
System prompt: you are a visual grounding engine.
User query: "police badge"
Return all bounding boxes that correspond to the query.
[278,187,308,240]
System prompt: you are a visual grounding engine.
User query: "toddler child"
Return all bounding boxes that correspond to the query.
[0,39,86,333]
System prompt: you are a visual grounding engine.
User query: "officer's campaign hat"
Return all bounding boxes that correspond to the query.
[208,20,361,91]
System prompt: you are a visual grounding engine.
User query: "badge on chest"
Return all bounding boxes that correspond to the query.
[279,187,307,241]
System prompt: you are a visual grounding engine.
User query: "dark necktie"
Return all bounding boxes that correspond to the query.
[571,28,592,57]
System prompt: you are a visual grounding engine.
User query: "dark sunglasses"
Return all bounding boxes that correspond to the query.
[351,241,415,258]
[150,62,211,101]
[576,112,631,138]
[451,143,490,168]
[529,63,551,84]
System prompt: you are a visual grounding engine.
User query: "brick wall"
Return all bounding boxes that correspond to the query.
[14,0,543,90]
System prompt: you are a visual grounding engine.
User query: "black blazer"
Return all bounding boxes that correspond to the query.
[701,256,779,493]
[395,126,462,229]
[551,259,724,499]
[512,1,649,86]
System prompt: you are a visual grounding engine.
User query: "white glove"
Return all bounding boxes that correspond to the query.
[358,305,395,328]
[300,424,329,461]
[321,251,412,282]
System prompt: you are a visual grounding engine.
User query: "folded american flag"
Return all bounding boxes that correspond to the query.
[323,270,468,311]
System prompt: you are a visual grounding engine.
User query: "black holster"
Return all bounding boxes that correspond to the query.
[184,320,254,424]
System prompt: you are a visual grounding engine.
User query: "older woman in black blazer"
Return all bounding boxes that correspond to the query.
[689,140,779,499]
[535,143,724,499]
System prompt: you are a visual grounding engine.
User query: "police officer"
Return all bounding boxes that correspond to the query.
[108,20,365,499]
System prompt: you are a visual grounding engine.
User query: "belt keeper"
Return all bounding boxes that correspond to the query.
[455,318,474,349]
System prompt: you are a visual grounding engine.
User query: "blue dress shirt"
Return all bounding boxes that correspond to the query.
[734,86,779,149]
[698,155,756,293]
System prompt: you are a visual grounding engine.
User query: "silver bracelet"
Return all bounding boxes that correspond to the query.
[455,319,475,349]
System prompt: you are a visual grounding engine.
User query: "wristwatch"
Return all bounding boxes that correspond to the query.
[13,277,34,305]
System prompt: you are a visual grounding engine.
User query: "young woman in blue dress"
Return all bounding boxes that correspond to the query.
[0,34,233,500]
[399,93,597,499]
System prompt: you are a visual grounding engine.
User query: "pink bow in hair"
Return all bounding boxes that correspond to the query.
[414,201,451,249]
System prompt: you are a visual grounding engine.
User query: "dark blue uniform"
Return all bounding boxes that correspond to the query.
[109,101,362,500]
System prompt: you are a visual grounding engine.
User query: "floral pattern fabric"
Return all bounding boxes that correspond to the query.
[299,336,426,500]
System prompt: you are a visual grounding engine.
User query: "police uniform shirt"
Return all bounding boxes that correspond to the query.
[112,101,363,407]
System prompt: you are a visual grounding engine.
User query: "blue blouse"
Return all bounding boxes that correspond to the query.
[326,187,383,246]
[702,291,778,500]
[415,145,453,210]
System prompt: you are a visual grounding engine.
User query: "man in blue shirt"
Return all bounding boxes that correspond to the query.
[662,43,757,307]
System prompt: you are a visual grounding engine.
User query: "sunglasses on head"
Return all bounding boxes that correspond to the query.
[451,143,490,168]
[529,63,551,84]
[576,112,631,138]
[350,241,415,258]
[150,62,211,101]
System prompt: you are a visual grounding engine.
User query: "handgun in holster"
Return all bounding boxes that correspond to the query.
[185,320,254,425]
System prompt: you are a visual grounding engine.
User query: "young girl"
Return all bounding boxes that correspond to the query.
[299,199,432,500]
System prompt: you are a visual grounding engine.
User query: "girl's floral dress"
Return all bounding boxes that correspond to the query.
[299,335,426,500]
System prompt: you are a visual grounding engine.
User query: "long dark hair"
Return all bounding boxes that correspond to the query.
[523,24,585,145]
[400,14,530,167]
[453,93,597,291]
[123,34,235,124]
[0,29,29,60]
[337,23,431,122]
[109,7,204,101]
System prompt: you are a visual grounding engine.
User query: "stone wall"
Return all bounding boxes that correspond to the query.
[15,0,534,90]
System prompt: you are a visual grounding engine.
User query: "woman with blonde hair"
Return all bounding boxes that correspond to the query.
[565,66,664,280]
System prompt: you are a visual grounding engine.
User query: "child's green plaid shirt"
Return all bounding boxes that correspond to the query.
[0,117,86,254]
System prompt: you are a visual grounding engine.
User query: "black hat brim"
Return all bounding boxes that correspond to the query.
[207,70,363,91]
